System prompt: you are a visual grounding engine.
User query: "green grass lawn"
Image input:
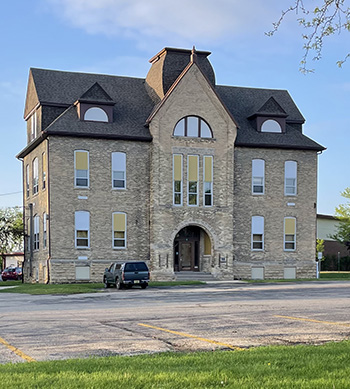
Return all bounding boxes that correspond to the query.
[0,341,349,388]
[0,273,349,295]
[0,280,204,294]
[320,271,350,279]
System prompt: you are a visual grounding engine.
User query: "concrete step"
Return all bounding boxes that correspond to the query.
[175,272,216,281]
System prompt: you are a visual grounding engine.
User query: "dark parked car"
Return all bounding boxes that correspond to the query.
[1,267,22,281]
[103,261,150,289]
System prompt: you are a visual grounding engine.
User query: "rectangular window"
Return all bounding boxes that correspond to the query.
[203,156,213,206]
[173,154,183,205]
[33,158,39,195]
[75,211,90,248]
[42,152,46,190]
[112,152,126,189]
[284,217,296,251]
[75,150,89,188]
[251,216,264,250]
[285,161,297,196]
[252,159,265,194]
[31,111,37,141]
[188,155,198,206]
[113,212,126,249]
[34,215,40,251]
[43,212,47,249]
[26,164,30,197]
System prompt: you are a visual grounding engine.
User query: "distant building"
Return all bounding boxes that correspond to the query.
[317,214,348,257]
[1,252,24,270]
[17,47,325,283]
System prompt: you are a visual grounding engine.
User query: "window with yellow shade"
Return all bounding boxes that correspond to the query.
[284,217,296,251]
[74,150,89,188]
[113,212,126,249]
[188,155,198,206]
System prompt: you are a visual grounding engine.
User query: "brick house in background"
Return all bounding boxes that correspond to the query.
[17,47,325,283]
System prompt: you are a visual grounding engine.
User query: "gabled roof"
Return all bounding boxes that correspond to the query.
[216,85,324,151]
[78,82,114,104]
[27,68,154,140]
[19,50,325,156]
[255,96,287,117]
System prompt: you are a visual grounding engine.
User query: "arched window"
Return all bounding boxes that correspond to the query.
[261,119,282,133]
[84,107,108,122]
[173,116,213,138]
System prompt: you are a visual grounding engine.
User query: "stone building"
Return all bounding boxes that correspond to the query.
[17,47,325,283]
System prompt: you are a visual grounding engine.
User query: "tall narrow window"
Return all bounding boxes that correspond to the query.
[188,155,198,206]
[285,161,297,196]
[75,211,90,248]
[43,212,47,249]
[42,152,46,190]
[26,164,30,197]
[74,150,89,188]
[34,215,40,251]
[173,154,183,205]
[284,217,296,251]
[252,159,265,195]
[203,156,213,206]
[113,212,126,249]
[31,111,37,140]
[251,216,264,250]
[32,158,39,195]
[112,152,126,189]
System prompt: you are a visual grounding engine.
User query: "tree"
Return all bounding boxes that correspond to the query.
[0,207,24,259]
[331,187,350,251]
[267,0,350,72]
[316,238,325,259]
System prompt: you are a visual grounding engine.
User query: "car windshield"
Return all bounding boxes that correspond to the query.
[124,263,148,272]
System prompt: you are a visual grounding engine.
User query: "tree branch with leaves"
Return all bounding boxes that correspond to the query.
[267,0,350,72]
[331,187,350,251]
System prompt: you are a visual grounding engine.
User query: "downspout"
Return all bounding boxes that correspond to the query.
[46,138,51,284]
[29,203,33,278]
[21,158,25,283]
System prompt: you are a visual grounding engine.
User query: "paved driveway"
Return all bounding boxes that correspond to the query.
[1,281,350,364]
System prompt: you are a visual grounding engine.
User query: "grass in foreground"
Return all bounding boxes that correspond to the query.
[0,341,349,388]
[0,280,204,294]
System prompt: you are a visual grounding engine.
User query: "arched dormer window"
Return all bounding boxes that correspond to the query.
[261,119,282,133]
[84,107,108,122]
[173,116,213,138]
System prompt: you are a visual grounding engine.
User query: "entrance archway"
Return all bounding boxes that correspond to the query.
[173,226,211,272]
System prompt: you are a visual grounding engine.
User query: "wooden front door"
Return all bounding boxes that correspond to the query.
[179,242,194,271]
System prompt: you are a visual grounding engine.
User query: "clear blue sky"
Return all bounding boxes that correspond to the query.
[1,0,349,215]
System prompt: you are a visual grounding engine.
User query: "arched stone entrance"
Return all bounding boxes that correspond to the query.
[173,226,212,272]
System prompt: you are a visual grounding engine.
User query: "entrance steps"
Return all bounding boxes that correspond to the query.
[175,271,216,282]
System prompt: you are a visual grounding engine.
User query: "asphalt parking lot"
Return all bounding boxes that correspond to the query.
[0,281,350,364]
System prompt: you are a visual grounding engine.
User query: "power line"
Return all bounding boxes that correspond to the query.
[0,191,22,197]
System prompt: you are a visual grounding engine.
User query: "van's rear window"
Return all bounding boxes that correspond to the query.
[125,263,148,271]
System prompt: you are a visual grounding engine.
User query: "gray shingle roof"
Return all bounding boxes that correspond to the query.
[27,67,324,151]
[29,68,154,140]
[216,85,324,150]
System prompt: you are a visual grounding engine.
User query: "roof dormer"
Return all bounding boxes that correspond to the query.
[249,97,288,133]
[75,82,115,123]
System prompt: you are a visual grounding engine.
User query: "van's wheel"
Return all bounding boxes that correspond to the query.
[116,278,122,290]
[104,277,110,288]
[141,283,148,289]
